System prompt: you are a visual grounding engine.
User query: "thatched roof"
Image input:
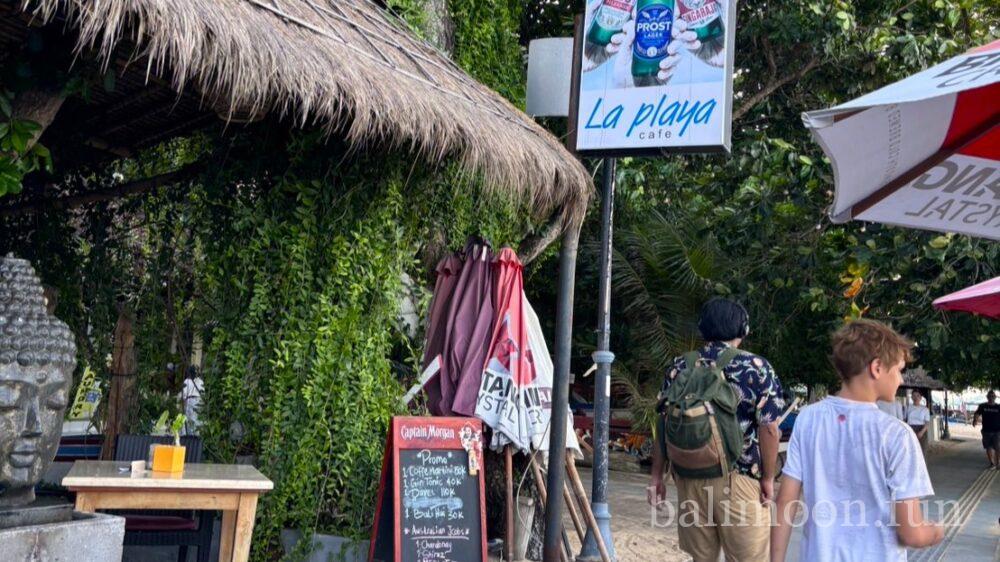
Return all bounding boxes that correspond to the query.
[6,0,591,220]
[902,368,946,391]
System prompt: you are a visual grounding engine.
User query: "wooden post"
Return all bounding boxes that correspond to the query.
[505,446,514,561]
[565,15,583,153]
[566,454,611,562]
[528,457,572,562]
[562,482,586,542]
[99,304,138,460]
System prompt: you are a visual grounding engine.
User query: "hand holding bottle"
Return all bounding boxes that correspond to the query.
[582,0,636,71]
[673,1,726,68]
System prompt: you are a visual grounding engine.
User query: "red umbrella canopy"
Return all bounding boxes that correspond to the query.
[487,248,535,387]
[933,276,1000,319]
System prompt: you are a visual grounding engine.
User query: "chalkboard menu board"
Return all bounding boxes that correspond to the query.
[369,417,486,562]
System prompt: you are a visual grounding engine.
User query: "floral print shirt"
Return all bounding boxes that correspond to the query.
[662,341,785,480]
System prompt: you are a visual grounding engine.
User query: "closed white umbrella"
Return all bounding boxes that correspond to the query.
[803,39,999,240]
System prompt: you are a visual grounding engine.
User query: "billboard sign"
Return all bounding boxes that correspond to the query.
[575,0,738,155]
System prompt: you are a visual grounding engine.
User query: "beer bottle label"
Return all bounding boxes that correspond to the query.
[633,4,673,61]
[594,0,635,33]
[677,0,721,30]
[588,0,636,46]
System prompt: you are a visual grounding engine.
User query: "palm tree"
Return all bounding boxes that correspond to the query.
[589,209,727,433]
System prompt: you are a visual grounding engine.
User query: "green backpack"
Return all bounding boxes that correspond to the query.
[656,348,744,479]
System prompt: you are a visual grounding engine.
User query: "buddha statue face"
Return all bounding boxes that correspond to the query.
[0,364,70,506]
[0,256,76,507]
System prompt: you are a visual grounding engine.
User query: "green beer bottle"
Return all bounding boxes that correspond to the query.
[676,0,723,42]
[631,0,675,87]
[585,0,637,66]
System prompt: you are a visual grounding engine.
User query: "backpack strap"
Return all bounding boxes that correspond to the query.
[706,405,729,480]
[683,351,701,371]
[716,347,741,371]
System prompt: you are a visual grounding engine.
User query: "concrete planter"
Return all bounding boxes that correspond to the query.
[281,528,369,562]
[0,511,124,561]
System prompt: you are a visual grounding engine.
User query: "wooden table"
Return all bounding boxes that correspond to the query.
[63,460,273,562]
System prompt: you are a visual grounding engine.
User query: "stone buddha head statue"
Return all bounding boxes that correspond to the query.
[0,256,76,507]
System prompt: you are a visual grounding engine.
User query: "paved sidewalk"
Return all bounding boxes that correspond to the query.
[911,429,1000,562]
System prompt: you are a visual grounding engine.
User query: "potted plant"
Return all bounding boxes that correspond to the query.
[151,412,188,473]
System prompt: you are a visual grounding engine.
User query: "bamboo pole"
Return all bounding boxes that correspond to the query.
[528,457,572,562]
[562,482,586,543]
[566,453,611,562]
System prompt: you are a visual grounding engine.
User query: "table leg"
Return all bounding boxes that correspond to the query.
[75,492,96,513]
[231,493,259,562]
[219,509,237,562]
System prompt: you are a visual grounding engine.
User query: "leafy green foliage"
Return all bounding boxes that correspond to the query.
[190,132,529,556]
[0,90,52,197]
[449,0,527,105]
[170,413,186,445]
[548,0,1000,391]
[2,122,530,560]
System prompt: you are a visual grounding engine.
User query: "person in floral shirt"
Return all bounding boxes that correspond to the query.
[649,297,785,562]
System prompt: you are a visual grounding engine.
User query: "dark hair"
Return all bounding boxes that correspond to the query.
[698,298,750,342]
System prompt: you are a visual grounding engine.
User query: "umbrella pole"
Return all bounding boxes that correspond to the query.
[529,457,573,562]
[566,454,611,562]
[543,220,581,561]
[943,389,950,439]
[505,445,514,561]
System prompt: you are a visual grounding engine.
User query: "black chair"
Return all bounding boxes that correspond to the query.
[112,435,215,562]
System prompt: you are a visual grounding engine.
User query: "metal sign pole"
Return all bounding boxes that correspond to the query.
[579,157,617,562]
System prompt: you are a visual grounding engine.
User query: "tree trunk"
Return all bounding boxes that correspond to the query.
[99,305,138,460]
[423,0,455,55]
[11,89,66,153]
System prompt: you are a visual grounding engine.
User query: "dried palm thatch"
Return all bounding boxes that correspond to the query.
[20,0,592,222]
[902,368,946,391]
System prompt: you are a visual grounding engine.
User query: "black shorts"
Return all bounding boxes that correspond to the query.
[983,431,1000,451]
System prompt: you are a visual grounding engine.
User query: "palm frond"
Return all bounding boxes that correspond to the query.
[598,207,727,407]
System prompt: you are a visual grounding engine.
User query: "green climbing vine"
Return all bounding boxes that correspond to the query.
[0,3,540,559]
[449,0,526,106]
[188,132,530,557]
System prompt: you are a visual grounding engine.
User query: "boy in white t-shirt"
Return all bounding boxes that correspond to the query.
[771,320,943,562]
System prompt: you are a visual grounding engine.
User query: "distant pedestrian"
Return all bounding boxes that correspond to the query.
[877,398,904,421]
[907,390,931,448]
[771,320,943,562]
[649,298,784,562]
[973,390,1000,469]
[179,366,204,436]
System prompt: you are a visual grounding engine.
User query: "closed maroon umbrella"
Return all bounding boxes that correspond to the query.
[420,253,463,413]
[933,276,1000,319]
[439,239,495,416]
